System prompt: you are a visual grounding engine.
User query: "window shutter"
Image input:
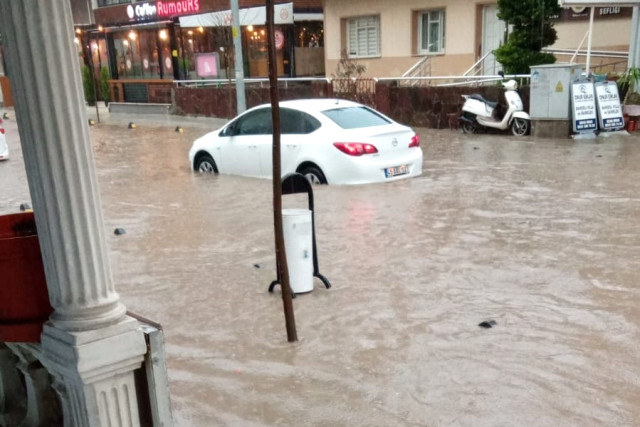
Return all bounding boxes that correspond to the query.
[348,15,379,57]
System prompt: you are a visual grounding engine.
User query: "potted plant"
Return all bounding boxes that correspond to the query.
[617,67,640,116]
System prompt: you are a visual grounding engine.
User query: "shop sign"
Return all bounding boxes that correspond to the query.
[157,0,201,18]
[127,3,157,21]
[554,5,632,20]
[571,81,598,133]
[595,81,624,131]
[196,53,219,78]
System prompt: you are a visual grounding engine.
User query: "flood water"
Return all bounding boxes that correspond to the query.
[2,114,640,425]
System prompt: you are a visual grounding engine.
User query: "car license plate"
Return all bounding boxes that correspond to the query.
[384,165,410,178]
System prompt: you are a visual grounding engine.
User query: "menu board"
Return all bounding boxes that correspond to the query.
[595,81,624,131]
[571,81,598,133]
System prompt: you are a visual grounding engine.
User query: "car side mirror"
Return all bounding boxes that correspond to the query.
[221,124,235,137]
[498,70,505,78]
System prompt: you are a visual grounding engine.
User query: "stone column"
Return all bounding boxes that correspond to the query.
[0,2,147,426]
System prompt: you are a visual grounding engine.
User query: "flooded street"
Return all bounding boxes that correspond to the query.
[2,114,640,425]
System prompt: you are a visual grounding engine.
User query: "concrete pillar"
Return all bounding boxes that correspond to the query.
[0,1,147,426]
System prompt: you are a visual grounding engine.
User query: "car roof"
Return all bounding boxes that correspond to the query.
[252,98,364,113]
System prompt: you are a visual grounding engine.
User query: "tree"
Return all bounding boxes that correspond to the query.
[331,48,366,80]
[331,49,367,95]
[495,0,561,74]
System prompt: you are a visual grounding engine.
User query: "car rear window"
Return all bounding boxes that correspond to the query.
[322,106,391,129]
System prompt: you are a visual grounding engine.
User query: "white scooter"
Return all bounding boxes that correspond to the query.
[460,79,531,136]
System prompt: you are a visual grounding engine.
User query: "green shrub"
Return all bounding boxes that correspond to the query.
[81,64,95,106]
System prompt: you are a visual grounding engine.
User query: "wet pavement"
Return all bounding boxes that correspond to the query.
[2,109,640,425]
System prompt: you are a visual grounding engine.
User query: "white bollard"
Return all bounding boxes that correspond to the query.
[282,209,313,294]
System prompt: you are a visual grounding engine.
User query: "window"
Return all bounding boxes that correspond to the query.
[419,10,445,54]
[235,109,273,135]
[222,108,321,136]
[98,0,134,6]
[347,15,380,58]
[113,28,166,79]
[322,107,391,129]
[281,109,321,134]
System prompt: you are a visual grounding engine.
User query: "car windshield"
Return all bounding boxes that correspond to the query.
[321,106,391,129]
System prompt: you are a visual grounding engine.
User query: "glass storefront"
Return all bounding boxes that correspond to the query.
[89,38,109,75]
[295,21,323,48]
[111,27,172,79]
[87,5,324,95]
[175,26,234,80]
[245,25,286,77]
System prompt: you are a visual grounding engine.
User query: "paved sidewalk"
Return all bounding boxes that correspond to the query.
[84,103,229,129]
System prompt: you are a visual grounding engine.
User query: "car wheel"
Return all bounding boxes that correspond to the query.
[461,120,477,134]
[194,154,218,173]
[300,166,327,185]
[511,118,530,136]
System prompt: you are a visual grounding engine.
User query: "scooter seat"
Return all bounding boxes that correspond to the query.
[469,94,498,109]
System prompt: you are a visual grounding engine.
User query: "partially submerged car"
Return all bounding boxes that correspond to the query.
[189,99,423,185]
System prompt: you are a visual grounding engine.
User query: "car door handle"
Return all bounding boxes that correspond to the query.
[286,144,298,148]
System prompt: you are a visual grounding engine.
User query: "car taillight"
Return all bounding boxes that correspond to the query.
[333,142,378,156]
[0,129,4,135]
[409,134,420,148]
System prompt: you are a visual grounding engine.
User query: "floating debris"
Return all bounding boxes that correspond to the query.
[478,320,497,329]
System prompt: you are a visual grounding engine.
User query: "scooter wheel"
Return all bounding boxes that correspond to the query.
[461,121,477,134]
[511,118,530,136]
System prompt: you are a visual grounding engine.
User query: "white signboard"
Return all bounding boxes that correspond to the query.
[571,81,598,133]
[595,81,624,131]
[559,1,640,5]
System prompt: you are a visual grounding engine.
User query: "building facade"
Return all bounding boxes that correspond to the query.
[85,0,323,81]
[322,0,634,79]
[70,0,323,102]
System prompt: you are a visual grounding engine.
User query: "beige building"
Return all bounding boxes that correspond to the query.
[322,1,633,78]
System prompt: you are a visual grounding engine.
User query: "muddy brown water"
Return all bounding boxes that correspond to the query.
[2,114,640,425]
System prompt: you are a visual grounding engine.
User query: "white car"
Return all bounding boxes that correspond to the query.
[0,117,8,161]
[188,99,423,185]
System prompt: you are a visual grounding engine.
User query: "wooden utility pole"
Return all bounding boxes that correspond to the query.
[266,0,297,342]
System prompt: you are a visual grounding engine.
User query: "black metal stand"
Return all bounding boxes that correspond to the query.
[269,173,331,295]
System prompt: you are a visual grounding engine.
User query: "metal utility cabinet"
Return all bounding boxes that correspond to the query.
[530,64,584,138]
